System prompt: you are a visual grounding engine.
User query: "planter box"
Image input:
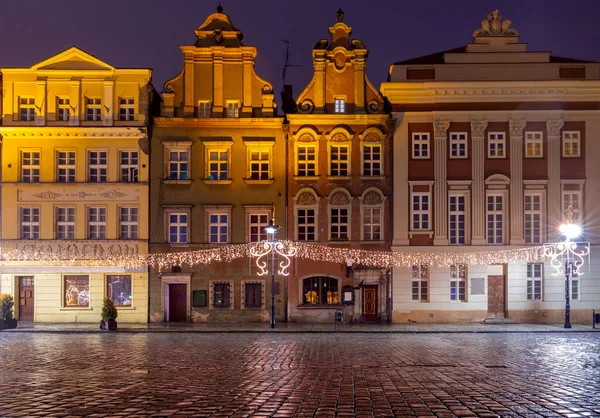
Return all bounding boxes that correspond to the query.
[100,320,117,331]
[0,319,18,330]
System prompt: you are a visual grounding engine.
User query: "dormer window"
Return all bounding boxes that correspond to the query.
[334,98,345,114]
[226,101,239,118]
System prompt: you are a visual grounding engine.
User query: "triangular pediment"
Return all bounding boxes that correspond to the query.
[32,46,114,71]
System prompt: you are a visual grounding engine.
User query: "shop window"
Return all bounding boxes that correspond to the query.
[302,277,339,305]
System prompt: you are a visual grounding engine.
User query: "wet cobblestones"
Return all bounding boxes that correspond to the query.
[0,333,599,417]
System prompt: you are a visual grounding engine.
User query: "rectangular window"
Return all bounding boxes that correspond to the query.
[57,151,76,183]
[488,132,506,158]
[20,207,40,239]
[56,207,75,239]
[330,145,349,176]
[88,207,107,239]
[297,208,316,241]
[412,193,430,230]
[64,275,89,307]
[86,98,102,121]
[562,191,582,224]
[169,151,189,180]
[562,131,581,157]
[197,101,211,118]
[303,277,338,305]
[525,132,543,158]
[119,98,135,121]
[330,208,349,240]
[297,146,316,176]
[571,268,580,301]
[524,193,542,244]
[168,213,188,243]
[487,194,504,244]
[20,97,35,121]
[57,97,70,121]
[411,264,429,302]
[363,145,382,176]
[450,132,468,158]
[208,150,228,180]
[21,151,40,183]
[363,207,381,241]
[107,275,132,307]
[120,207,139,239]
[334,98,345,113]
[209,213,229,243]
[227,102,239,118]
[88,151,108,182]
[250,151,270,180]
[449,194,466,245]
[412,133,430,159]
[120,151,139,182]
[244,283,262,308]
[249,213,269,242]
[450,264,467,301]
[526,263,542,300]
[213,283,231,308]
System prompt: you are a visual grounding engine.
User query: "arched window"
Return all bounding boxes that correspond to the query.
[302,277,339,305]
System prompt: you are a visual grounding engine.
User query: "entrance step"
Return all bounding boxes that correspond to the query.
[483,317,518,324]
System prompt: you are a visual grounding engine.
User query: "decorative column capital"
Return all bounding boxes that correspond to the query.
[433,119,450,138]
[509,119,527,137]
[470,120,488,138]
[546,119,564,137]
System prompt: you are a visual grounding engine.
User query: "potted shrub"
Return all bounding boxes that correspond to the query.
[100,297,118,331]
[0,294,18,330]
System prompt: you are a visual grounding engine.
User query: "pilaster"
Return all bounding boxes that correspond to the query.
[212,54,224,114]
[470,120,488,245]
[509,119,526,245]
[183,52,195,117]
[393,116,409,246]
[547,119,564,242]
[103,79,114,126]
[353,57,366,113]
[242,57,253,115]
[35,79,46,126]
[313,53,326,110]
[433,119,450,246]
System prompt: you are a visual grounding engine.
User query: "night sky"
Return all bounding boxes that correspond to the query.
[1,0,599,104]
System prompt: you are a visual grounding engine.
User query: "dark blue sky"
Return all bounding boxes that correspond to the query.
[1,0,599,101]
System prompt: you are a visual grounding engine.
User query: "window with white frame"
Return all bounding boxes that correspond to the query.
[562,190,582,224]
[208,213,229,244]
[524,193,543,244]
[450,264,467,301]
[19,97,35,121]
[86,98,102,121]
[297,208,316,241]
[562,131,581,157]
[55,207,75,239]
[526,263,542,300]
[450,132,468,158]
[362,144,382,176]
[20,207,40,239]
[207,149,229,181]
[120,207,138,239]
[330,145,349,176]
[168,213,188,243]
[168,150,189,180]
[87,206,107,239]
[525,132,543,158]
[488,132,506,158]
[119,98,135,121]
[249,213,269,242]
[487,194,504,244]
[297,145,316,176]
[88,150,107,182]
[330,208,349,240]
[120,151,139,182]
[334,98,345,113]
[21,151,40,183]
[57,151,76,183]
[197,101,211,118]
[57,97,70,121]
[412,133,430,159]
[412,193,430,230]
[362,207,381,241]
[411,264,429,302]
[249,150,270,180]
[449,194,466,245]
[570,263,580,300]
[226,101,239,118]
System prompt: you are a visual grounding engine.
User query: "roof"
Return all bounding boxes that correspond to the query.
[549,55,597,64]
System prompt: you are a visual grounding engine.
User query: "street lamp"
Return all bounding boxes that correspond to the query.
[265,219,280,328]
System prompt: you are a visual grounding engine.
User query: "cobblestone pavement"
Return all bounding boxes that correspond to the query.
[1,333,599,417]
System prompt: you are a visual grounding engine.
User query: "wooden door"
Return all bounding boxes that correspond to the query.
[18,276,35,321]
[487,275,505,318]
[168,284,187,322]
[363,285,378,322]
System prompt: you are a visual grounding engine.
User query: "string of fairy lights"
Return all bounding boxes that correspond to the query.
[0,240,553,269]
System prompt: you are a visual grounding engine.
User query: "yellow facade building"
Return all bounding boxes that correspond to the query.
[0,47,154,323]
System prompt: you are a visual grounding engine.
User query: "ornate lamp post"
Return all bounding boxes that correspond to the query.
[264,219,280,328]
[544,206,589,329]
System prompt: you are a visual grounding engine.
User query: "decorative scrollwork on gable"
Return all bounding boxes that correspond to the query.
[363,191,382,205]
[297,99,315,114]
[298,133,315,142]
[363,133,380,142]
[330,133,348,142]
[297,192,317,206]
[330,191,350,205]
[366,100,384,114]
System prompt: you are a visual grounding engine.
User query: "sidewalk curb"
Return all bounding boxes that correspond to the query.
[3,329,599,334]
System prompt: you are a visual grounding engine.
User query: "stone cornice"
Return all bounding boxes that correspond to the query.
[154,117,284,129]
[0,126,147,138]
[287,114,389,125]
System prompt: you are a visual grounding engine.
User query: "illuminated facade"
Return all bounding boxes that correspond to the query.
[149,6,286,322]
[380,11,600,323]
[0,47,154,323]
[286,10,392,323]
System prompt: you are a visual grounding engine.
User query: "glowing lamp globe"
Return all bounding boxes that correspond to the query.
[559,223,581,240]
